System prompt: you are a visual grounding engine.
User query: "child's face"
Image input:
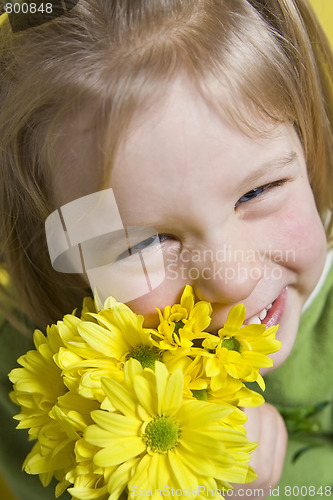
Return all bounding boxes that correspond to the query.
[106,79,327,369]
[57,79,327,369]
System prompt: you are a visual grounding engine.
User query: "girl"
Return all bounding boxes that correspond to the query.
[0,1,333,499]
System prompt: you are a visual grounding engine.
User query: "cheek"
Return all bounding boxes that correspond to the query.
[269,186,327,291]
[279,210,323,258]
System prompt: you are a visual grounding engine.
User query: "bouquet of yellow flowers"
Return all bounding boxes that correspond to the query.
[8,286,280,499]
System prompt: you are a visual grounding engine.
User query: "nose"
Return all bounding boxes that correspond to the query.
[184,240,264,305]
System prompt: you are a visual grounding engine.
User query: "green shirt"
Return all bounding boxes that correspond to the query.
[264,253,333,496]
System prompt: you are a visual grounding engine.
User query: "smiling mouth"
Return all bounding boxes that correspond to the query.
[244,287,288,328]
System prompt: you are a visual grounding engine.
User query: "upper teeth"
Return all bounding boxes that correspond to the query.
[247,303,273,325]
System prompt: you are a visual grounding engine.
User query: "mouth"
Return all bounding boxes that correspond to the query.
[244,287,288,328]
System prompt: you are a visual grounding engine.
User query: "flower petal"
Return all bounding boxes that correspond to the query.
[77,322,122,357]
[160,369,183,416]
[180,285,195,313]
[90,410,140,436]
[100,378,137,417]
[222,304,246,332]
[177,401,232,428]
[174,444,215,476]
[108,458,140,497]
[154,362,169,414]
[93,438,145,467]
[168,449,199,490]
[133,375,156,416]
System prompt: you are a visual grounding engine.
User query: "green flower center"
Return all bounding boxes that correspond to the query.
[222,337,241,352]
[191,389,209,401]
[173,320,185,336]
[143,416,180,453]
[126,345,162,370]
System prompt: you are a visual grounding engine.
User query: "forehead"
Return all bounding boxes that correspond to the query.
[109,79,300,227]
[49,78,301,224]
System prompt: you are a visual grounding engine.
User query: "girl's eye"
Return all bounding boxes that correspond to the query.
[235,181,284,208]
[116,234,169,261]
[236,186,266,205]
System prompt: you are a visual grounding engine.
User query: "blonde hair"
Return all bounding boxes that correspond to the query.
[0,0,333,329]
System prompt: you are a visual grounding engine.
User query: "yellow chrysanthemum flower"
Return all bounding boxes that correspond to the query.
[9,325,66,438]
[21,422,75,496]
[203,304,281,391]
[80,359,256,500]
[66,439,109,500]
[152,285,212,351]
[55,301,158,404]
[54,314,124,403]
[208,378,264,408]
[79,300,161,371]
[181,355,264,408]
[8,325,77,489]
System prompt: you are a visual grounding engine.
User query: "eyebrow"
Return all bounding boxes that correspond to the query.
[239,151,298,190]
